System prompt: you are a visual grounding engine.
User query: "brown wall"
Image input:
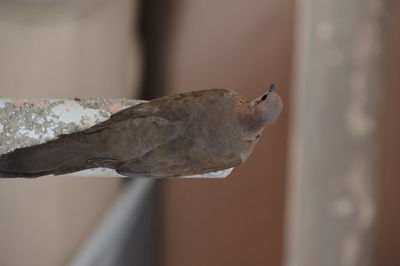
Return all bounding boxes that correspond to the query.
[159,1,294,265]
[376,1,400,265]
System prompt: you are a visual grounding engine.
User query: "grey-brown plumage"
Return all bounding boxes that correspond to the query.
[0,86,283,178]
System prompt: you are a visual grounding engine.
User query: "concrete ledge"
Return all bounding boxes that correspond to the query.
[0,98,232,178]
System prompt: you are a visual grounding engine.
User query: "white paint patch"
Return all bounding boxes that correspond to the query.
[44,128,57,139]
[58,167,233,178]
[185,168,233,178]
[0,99,6,109]
[65,168,125,178]
[18,129,41,139]
[50,101,107,126]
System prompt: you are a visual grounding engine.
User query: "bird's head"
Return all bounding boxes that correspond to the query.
[250,84,283,127]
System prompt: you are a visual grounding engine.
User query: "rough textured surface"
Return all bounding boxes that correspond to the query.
[0,98,144,155]
[0,98,232,178]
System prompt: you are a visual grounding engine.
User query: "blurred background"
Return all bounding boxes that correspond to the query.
[0,0,398,266]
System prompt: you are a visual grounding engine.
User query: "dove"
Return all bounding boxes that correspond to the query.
[0,85,283,178]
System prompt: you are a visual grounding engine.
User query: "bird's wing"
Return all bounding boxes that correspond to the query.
[115,135,243,177]
[79,88,236,166]
[82,102,160,134]
[83,88,235,134]
[84,115,184,167]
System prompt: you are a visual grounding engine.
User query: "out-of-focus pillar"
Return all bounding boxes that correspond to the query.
[285,0,385,266]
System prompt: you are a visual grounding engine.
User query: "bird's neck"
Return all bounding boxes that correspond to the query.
[238,109,265,132]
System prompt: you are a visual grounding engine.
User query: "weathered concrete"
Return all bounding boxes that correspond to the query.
[0,98,232,178]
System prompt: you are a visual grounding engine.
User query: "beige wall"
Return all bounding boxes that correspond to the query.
[0,0,141,98]
[0,1,141,265]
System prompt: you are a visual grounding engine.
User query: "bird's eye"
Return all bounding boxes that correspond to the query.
[261,93,269,101]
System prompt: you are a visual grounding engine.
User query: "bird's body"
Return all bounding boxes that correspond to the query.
[0,87,283,178]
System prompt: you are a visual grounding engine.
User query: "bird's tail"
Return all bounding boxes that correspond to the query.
[0,133,95,178]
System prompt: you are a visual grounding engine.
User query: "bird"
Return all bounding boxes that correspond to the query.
[0,85,283,178]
